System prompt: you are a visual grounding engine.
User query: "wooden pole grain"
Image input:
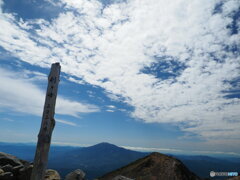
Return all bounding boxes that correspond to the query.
[31,63,61,180]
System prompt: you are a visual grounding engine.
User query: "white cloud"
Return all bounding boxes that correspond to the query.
[0,0,239,143]
[51,141,90,147]
[107,105,116,109]
[118,108,127,112]
[13,69,48,82]
[0,68,99,117]
[122,146,183,153]
[0,118,14,122]
[55,119,77,126]
[106,109,114,112]
[67,76,85,85]
[122,145,240,156]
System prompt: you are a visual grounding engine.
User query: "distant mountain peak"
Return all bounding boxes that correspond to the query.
[86,142,123,150]
[99,142,111,144]
[95,142,117,146]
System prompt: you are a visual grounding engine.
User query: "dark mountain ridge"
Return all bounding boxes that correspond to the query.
[58,142,149,166]
[48,142,148,179]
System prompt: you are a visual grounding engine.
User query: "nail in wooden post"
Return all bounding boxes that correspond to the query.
[31,62,61,180]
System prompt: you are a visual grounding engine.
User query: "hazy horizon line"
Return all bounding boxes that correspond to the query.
[0,141,239,157]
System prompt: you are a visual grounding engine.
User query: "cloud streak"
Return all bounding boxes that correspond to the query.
[0,67,99,117]
[55,119,77,126]
[122,145,240,156]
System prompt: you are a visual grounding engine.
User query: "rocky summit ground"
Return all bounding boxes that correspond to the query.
[98,152,201,180]
[0,151,202,180]
[0,152,61,180]
[0,152,34,180]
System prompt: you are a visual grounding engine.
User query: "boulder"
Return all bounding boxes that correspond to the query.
[45,169,61,180]
[18,164,33,180]
[0,152,24,167]
[65,169,85,180]
[1,164,13,172]
[0,152,62,180]
[0,171,14,180]
[12,164,24,174]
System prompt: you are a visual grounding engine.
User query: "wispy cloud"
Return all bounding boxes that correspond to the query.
[0,0,239,143]
[122,146,240,156]
[107,105,116,109]
[106,109,114,112]
[21,70,47,82]
[122,146,183,153]
[0,118,14,122]
[51,141,89,147]
[0,67,99,117]
[55,119,77,126]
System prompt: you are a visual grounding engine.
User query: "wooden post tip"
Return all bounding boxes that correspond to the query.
[53,62,60,66]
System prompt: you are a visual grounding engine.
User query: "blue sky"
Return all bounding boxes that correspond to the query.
[0,0,239,157]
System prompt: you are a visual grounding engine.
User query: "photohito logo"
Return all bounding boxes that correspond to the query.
[210,171,215,177]
[210,171,238,177]
[228,172,238,176]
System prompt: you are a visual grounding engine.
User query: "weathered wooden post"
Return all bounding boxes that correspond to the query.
[31,62,61,180]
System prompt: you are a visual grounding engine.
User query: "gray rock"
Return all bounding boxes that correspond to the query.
[65,169,85,180]
[18,164,33,180]
[9,164,23,177]
[12,164,23,173]
[1,164,13,172]
[112,175,134,180]
[45,169,61,180]
[0,172,14,180]
[0,152,24,167]
[0,152,62,180]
